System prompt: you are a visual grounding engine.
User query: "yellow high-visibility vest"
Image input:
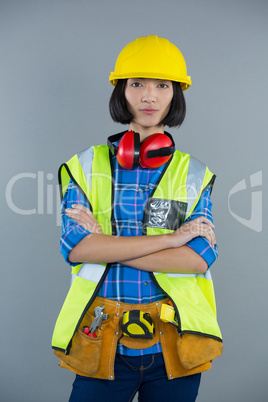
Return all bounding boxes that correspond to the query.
[52,144,222,354]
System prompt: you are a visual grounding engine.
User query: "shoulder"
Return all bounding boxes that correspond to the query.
[61,145,112,181]
[64,144,110,164]
[173,149,215,192]
[174,149,209,172]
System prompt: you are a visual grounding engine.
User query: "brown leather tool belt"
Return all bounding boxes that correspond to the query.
[55,296,222,380]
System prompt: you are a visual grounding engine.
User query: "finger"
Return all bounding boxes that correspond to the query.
[70,204,85,210]
[184,219,216,246]
[66,208,90,220]
[206,230,215,246]
[200,231,212,245]
[67,214,91,230]
[65,210,102,232]
[203,227,216,246]
[65,209,82,217]
[71,204,93,216]
[207,226,216,246]
[66,210,99,229]
[196,216,215,229]
[65,210,88,224]
[65,210,81,222]
[211,233,216,247]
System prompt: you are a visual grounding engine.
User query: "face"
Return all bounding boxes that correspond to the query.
[125,78,173,139]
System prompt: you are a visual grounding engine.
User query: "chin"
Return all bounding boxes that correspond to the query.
[137,118,162,130]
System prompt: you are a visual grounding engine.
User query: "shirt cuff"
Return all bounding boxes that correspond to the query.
[60,214,91,266]
[186,237,218,268]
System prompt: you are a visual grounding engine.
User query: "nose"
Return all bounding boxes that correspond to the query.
[141,83,156,103]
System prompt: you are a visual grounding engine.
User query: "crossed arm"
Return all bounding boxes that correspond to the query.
[65,204,216,274]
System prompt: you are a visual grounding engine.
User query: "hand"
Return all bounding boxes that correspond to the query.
[169,217,216,248]
[65,204,103,234]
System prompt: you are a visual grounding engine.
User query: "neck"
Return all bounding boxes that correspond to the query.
[128,123,165,142]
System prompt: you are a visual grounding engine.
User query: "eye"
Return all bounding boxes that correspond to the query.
[157,83,169,89]
[130,81,143,87]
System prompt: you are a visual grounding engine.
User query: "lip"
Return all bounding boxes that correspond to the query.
[140,108,157,115]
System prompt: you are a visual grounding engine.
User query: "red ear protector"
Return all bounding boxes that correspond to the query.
[107,130,175,169]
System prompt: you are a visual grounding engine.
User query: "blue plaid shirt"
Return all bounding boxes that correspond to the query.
[60,150,218,356]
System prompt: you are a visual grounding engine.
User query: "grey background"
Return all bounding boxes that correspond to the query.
[1,0,267,401]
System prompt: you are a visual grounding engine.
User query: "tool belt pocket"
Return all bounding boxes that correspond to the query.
[55,310,115,377]
[70,311,114,376]
[176,333,223,370]
[69,327,103,376]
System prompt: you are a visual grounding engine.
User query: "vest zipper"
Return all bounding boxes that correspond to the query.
[142,153,182,335]
[142,155,173,235]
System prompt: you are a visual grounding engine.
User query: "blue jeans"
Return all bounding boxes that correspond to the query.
[69,353,201,402]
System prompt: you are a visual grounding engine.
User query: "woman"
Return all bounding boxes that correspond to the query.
[52,35,222,402]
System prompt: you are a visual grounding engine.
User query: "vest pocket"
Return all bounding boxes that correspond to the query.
[144,198,187,231]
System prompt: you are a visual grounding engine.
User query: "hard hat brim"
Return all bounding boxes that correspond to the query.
[109,72,191,91]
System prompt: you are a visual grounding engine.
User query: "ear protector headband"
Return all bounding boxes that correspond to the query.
[107,130,175,169]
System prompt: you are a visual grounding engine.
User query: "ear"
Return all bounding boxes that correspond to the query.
[117,130,140,169]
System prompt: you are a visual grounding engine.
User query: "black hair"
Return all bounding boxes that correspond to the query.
[109,79,186,128]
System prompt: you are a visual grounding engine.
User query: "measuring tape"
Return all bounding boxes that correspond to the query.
[160,303,178,326]
[122,310,154,339]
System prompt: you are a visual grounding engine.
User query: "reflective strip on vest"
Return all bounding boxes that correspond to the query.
[77,147,94,191]
[154,270,212,279]
[59,155,92,202]
[70,263,107,288]
[90,145,113,235]
[77,263,106,282]
[185,156,207,218]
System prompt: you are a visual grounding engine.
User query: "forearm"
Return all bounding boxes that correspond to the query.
[67,204,215,268]
[68,232,172,264]
[120,245,208,274]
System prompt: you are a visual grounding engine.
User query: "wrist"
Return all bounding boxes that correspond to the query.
[162,233,175,249]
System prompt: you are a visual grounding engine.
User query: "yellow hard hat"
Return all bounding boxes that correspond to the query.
[109,35,191,91]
